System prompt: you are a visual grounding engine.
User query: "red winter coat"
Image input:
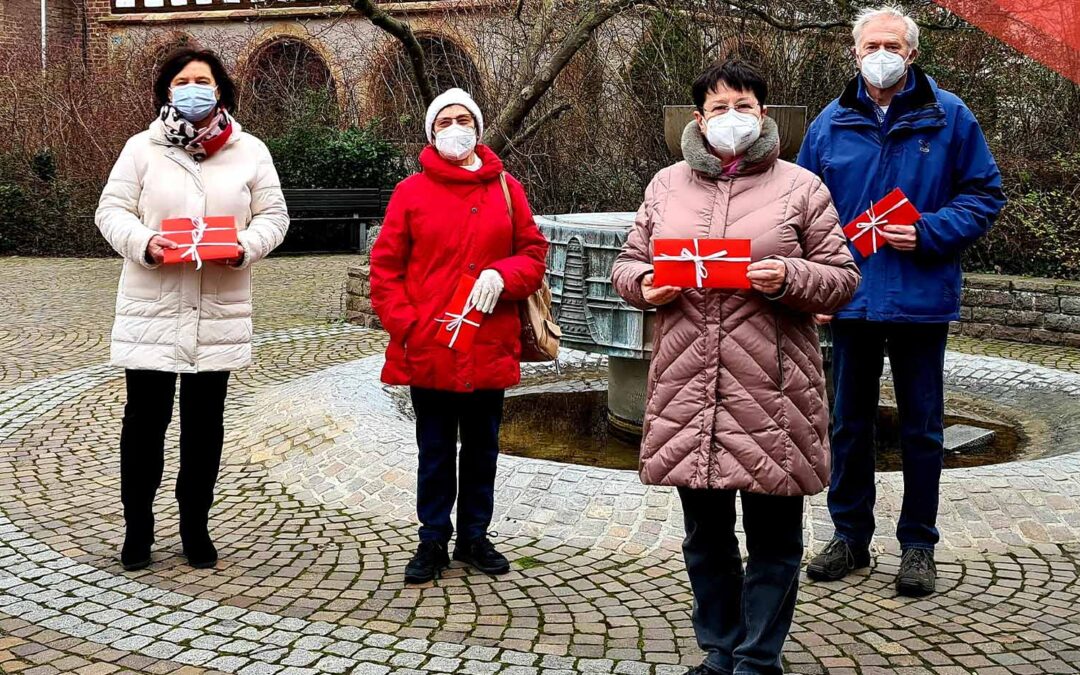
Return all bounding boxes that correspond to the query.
[370,145,549,392]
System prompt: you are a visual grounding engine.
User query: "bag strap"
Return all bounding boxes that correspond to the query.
[499,171,516,255]
[499,171,514,219]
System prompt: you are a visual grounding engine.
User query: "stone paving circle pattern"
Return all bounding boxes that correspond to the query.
[0,256,1078,675]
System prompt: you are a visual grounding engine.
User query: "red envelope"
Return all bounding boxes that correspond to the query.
[161,216,239,268]
[652,238,753,289]
[842,188,921,258]
[434,274,484,352]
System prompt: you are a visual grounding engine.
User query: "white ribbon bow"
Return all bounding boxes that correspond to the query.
[850,196,911,253]
[435,295,481,349]
[164,217,237,270]
[654,240,752,288]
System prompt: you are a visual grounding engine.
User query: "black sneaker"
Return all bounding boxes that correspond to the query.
[806,537,871,582]
[684,664,723,675]
[404,540,450,584]
[896,548,936,597]
[453,536,510,576]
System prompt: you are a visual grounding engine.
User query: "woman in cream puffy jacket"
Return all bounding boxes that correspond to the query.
[96,48,288,572]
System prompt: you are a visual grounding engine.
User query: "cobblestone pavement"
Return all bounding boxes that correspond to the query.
[0,256,1078,675]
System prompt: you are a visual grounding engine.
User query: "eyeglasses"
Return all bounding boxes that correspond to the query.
[434,114,475,129]
[707,103,758,116]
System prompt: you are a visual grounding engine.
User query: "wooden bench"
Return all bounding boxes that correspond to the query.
[280,188,389,253]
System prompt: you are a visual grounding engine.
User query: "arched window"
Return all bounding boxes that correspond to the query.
[239,37,336,136]
[370,35,485,143]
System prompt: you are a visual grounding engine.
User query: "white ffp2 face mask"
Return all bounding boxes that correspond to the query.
[435,124,477,161]
[860,48,908,89]
[705,111,762,158]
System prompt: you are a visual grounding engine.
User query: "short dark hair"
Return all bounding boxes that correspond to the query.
[153,48,237,112]
[692,59,768,111]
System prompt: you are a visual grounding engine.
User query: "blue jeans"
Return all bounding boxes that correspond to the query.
[829,320,948,551]
[678,488,804,675]
[410,387,504,544]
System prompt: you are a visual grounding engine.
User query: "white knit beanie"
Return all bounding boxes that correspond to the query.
[424,88,484,144]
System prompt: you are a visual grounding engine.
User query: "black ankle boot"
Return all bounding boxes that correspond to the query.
[180,521,217,569]
[121,522,154,572]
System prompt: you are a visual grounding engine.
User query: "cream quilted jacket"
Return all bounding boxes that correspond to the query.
[95,118,289,373]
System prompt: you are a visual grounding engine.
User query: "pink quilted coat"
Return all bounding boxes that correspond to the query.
[611,118,860,496]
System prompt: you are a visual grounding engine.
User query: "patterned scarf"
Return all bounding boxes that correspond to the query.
[159,105,234,162]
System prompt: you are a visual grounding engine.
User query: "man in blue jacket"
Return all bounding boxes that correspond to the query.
[798,5,1005,597]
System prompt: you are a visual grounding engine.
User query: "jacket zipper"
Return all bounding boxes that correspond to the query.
[707,177,736,488]
[775,313,786,391]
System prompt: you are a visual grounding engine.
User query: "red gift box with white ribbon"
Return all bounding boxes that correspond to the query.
[652,238,753,289]
[434,274,484,352]
[161,216,240,269]
[842,188,921,257]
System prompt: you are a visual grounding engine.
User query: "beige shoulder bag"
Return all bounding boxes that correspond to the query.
[499,172,561,362]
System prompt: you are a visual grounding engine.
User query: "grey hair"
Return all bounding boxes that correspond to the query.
[852,5,920,51]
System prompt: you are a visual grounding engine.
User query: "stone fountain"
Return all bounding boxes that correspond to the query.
[535,105,809,435]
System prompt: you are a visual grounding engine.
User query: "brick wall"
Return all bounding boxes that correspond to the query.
[1,0,84,61]
[84,0,111,68]
[346,258,383,330]
[957,274,1080,347]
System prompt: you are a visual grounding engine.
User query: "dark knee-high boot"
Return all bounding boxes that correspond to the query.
[119,370,176,571]
[176,371,229,568]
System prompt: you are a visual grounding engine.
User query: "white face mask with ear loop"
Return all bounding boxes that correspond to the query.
[434,123,477,161]
[860,48,909,89]
[705,110,762,158]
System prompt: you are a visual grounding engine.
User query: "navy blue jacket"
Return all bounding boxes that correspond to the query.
[797,66,1006,322]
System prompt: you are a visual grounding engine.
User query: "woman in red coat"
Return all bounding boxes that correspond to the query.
[370,88,549,584]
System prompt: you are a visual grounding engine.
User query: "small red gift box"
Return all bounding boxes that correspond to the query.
[161,216,240,269]
[435,274,484,352]
[652,238,753,289]
[843,188,921,257]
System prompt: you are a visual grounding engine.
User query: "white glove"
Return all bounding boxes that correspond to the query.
[469,269,505,315]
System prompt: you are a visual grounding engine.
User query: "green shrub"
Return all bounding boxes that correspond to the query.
[967,186,1080,280]
[0,182,30,253]
[964,152,1080,280]
[0,149,109,256]
[254,89,406,190]
[262,114,408,253]
[266,122,407,190]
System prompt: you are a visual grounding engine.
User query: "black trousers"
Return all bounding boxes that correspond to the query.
[679,488,804,675]
[120,369,230,539]
[410,387,504,544]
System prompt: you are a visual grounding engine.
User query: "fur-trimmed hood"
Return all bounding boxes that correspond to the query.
[681,115,780,179]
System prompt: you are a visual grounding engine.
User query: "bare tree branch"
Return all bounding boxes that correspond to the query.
[485,0,655,153]
[351,0,436,106]
[506,102,572,149]
[711,0,968,34]
[353,0,966,159]
[513,0,559,93]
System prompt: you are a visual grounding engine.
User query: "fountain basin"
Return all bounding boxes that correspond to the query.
[500,388,1026,473]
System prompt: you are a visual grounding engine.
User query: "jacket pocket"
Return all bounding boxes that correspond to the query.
[120,262,162,302]
[215,266,252,304]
